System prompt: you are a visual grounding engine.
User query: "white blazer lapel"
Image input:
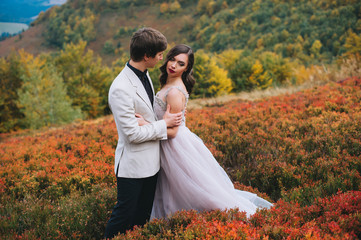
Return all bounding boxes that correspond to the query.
[124,65,154,112]
[146,72,159,120]
[147,71,156,96]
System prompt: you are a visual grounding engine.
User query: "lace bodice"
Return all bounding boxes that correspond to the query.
[154,86,188,126]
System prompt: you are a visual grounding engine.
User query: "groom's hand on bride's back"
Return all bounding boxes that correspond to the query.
[164,104,182,128]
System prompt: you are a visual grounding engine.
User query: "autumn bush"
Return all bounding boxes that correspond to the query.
[115,191,361,240]
[0,77,360,239]
[187,77,361,204]
[1,184,115,239]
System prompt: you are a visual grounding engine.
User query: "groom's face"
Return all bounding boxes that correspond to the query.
[146,51,164,68]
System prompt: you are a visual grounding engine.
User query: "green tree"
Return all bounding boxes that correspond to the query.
[228,55,255,91]
[196,0,208,14]
[54,41,112,118]
[17,53,82,129]
[103,40,115,54]
[192,50,232,98]
[259,52,292,85]
[249,60,273,89]
[344,30,361,56]
[169,1,181,13]
[216,49,243,70]
[45,6,97,47]
[0,52,24,132]
[310,40,322,59]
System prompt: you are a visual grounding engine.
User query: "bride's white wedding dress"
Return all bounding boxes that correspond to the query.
[151,86,273,219]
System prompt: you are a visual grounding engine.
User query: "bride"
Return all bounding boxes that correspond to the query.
[137,44,273,219]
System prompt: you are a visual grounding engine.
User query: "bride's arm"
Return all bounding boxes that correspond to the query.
[165,89,185,138]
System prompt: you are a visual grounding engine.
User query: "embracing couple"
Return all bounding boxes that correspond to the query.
[104,27,272,239]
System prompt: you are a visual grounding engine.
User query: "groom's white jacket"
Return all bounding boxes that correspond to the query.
[108,64,167,178]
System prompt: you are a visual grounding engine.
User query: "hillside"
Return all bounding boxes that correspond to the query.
[0,3,193,65]
[0,77,360,239]
[1,0,360,133]
[0,0,360,65]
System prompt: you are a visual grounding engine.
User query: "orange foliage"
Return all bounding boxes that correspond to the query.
[0,116,117,199]
[1,77,360,239]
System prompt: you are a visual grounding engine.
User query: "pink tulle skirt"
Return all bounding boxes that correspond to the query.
[151,126,273,219]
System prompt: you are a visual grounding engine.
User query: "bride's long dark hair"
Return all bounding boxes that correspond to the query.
[159,44,195,94]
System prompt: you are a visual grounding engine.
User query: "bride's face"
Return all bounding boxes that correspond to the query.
[166,53,188,78]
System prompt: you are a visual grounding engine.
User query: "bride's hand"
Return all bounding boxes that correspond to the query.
[135,113,149,126]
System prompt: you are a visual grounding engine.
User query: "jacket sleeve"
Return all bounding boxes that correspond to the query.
[109,85,167,143]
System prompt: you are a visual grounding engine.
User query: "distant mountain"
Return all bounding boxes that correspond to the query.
[0,0,67,24]
[0,0,359,66]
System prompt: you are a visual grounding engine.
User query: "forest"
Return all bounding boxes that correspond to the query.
[0,0,360,132]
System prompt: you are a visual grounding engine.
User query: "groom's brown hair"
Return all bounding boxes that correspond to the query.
[130,27,167,62]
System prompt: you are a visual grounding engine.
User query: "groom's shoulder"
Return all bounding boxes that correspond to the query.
[111,67,132,87]
[119,64,132,76]
[115,65,131,79]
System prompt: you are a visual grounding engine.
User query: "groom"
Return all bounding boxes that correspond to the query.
[104,27,182,239]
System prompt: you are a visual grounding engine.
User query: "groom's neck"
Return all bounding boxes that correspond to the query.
[129,59,147,72]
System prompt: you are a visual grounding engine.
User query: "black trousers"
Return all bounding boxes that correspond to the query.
[104,173,158,239]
